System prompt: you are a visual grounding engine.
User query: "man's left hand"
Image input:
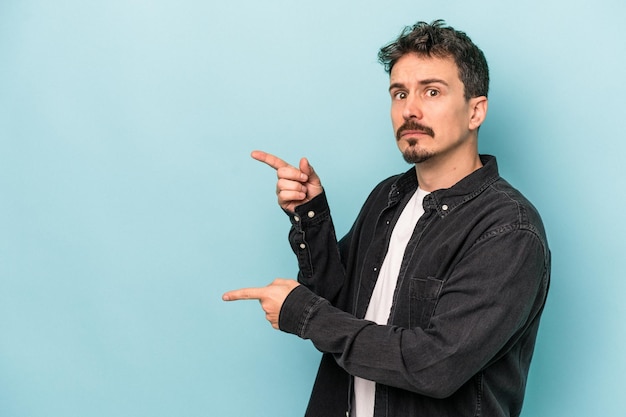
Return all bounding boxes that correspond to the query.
[222,279,301,329]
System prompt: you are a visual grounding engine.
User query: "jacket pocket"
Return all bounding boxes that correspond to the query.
[409,277,443,329]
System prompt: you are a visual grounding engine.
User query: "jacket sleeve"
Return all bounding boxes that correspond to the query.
[279,226,550,399]
[285,177,393,305]
[285,191,353,304]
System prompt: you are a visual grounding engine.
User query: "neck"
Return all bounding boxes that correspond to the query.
[415,151,483,192]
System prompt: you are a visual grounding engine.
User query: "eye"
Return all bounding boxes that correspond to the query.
[393,91,407,100]
[426,89,440,97]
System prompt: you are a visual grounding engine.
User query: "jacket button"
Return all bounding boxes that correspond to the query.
[299,243,306,249]
[307,210,315,218]
[294,215,300,222]
[442,204,449,211]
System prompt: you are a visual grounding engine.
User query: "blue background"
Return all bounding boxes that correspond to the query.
[1,1,625,416]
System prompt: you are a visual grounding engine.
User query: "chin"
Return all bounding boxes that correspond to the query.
[401,146,435,164]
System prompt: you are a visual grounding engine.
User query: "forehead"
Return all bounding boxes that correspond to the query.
[389,53,461,85]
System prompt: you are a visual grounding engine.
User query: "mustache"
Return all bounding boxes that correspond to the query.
[396,120,435,141]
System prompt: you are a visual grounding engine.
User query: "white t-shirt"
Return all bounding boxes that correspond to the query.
[353,187,429,417]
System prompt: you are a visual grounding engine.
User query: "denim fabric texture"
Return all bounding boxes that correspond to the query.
[278,155,551,417]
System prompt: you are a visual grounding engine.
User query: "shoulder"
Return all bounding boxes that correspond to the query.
[481,177,548,243]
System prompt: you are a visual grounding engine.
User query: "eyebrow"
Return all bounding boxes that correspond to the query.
[388,78,449,92]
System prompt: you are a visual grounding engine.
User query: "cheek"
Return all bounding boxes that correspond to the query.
[433,109,464,132]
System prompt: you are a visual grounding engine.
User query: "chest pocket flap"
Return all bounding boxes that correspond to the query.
[409,277,443,329]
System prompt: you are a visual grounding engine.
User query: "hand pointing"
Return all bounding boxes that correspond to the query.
[251,150,323,212]
[222,279,301,329]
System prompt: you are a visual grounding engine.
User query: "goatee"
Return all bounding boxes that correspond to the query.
[396,120,435,164]
[402,145,435,164]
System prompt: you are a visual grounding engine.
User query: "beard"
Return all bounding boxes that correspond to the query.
[396,120,436,164]
[402,143,435,164]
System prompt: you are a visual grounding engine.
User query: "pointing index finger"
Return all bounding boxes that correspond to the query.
[251,150,292,171]
[222,287,265,301]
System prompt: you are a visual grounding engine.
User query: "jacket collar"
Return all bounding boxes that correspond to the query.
[389,155,501,216]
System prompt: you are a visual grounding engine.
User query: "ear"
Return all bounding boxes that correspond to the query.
[468,96,488,130]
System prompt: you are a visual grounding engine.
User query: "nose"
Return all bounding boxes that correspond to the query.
[402,95,423,120]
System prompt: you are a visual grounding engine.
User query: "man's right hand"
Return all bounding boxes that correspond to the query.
[251,150,323,213]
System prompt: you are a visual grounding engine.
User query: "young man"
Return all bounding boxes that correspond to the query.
[223,20,550,417]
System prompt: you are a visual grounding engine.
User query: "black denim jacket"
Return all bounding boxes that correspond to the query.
[279,155,551,417]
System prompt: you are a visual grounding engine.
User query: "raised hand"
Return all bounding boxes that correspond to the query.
[251,150,323,212]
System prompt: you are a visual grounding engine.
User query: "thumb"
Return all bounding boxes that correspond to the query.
[299,157,322,186]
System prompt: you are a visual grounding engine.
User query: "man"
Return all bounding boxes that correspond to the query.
[223,20,550,417]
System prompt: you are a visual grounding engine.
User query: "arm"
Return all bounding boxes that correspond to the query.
[284,174,395,303]
[251,149,352,303]
[286,192,352,303]
[279,228,549,398]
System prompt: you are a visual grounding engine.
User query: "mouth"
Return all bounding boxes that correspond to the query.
[401,130,432,138]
